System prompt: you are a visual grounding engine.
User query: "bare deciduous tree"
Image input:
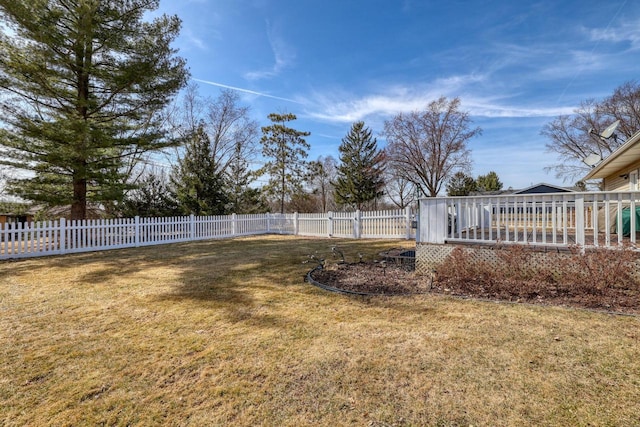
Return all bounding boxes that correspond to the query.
[306,156,337,213]
[601,81,640,137]
[384,166,416,209]
[544,80,640,183]
[382,97,481,197]
[207,90,260,176]
[164,86,261,214]
[170,86,259,178]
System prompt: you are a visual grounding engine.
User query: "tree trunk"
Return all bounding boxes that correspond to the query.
[280,165,285,214]
[71,176,87,221]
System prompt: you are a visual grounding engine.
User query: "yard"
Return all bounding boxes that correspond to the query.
[1,235,639,426]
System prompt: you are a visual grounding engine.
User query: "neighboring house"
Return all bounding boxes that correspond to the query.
[0,202,34,229]
[513,183,575,194]
[470,183,574,196]
[27,204,108,220]
[583,130,640,191]
[0,213,31,228]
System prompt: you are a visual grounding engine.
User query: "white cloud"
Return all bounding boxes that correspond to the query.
[303,74,576,125]
[462,100,576,118]
[590,18,640,50]
[244,20,295,80]
[182,28,208,50]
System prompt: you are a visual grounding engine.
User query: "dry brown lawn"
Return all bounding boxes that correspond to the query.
[1,235,639,426]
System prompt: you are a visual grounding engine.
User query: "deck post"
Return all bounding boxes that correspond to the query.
[575,194,585,250]
[418,198,448,244]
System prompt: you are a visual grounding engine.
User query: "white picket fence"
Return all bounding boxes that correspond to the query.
[0,208,416,259]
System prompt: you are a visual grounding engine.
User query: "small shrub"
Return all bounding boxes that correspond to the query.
[436,247,484,283]
[495,244,534,280]
[557,245,639,295]
[433,241,640,310]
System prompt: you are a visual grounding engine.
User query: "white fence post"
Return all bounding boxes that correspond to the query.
[134,216,140,247]
[232,213,237,236]
[190,214,195,240]
[294,212,299,236]
[405,206,412,240]
[59,217,66,254]
[354,210,362,239]
[327,211,334,237]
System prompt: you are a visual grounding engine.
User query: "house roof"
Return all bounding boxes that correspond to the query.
[583,130,640,180]
[513,183,574,194]
[470,183,575,196]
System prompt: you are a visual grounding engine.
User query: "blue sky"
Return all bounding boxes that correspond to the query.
[156,0,640,190]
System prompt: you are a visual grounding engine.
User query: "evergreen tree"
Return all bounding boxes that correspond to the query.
[259,113,310,213]
[446,172,477,196]
[121,169,180,218]
[476,171,503,192]
[0,1,188,219]
[170,125,229,215]
[226,141,268,213]
[334,121,385,210]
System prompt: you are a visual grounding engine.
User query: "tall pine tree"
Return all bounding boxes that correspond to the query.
[334,121,385,210]
[259,113,310,213]
[0,1,188,219]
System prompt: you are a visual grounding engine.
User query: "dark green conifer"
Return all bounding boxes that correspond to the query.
[0,0,188,219]
[334,121,385,210]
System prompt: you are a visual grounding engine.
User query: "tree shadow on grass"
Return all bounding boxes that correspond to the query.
[0,241,260,320]
[0,245,175,282]
[1,236,423,324]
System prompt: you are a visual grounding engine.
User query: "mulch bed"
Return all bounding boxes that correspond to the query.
[309,262,430,295]
[308,262,640,315]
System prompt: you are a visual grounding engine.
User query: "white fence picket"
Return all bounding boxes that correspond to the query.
[0,207,417,260]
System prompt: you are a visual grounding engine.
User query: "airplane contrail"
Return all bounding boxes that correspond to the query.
[193,78,303,104]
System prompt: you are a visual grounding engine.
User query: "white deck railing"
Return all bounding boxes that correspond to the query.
[0,208,416,259]
[418,192,640,248]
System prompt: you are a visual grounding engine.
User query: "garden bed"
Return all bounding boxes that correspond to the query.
[308,262,640,315]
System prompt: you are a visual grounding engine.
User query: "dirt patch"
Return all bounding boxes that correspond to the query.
[308,263,640,315]
[309,262,429,295]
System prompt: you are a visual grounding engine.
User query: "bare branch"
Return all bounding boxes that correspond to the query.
[382,97,480,197]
